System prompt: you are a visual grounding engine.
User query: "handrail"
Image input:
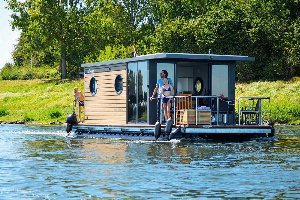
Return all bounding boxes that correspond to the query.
[152,96,269,126]
[153,95,237,125]
[172,95,220,125]
[238,97,270,125]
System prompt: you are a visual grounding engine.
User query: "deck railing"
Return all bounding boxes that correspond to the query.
[155,96,270,126]
[157,95,235,126]
[238,97,270,126]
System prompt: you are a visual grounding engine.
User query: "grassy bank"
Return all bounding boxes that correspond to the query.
[0,79,299,125]
[0,79,84,124]
[236,77,300,125]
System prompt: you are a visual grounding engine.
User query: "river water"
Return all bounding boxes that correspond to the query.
[0,124,299,199]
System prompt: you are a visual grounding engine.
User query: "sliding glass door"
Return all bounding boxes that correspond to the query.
[127,61,148,123]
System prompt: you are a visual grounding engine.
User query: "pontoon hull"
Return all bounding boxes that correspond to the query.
[70,124,275,141]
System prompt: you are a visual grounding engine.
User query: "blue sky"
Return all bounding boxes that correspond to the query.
[0,1,21,69]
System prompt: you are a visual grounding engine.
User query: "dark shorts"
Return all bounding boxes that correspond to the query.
[163,97,172,104]
[79,101,84,107]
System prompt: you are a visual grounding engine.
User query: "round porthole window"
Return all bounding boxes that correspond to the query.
[194,77,203,95]
[115,75,123,95]
[89,77,97,96]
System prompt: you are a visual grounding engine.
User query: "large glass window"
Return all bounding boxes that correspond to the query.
[127,63,137,123]
[127,61,148,123]
[212,65,228,97]
[137,61,147,123]
[157,63,175,84]
[156,63,175,98]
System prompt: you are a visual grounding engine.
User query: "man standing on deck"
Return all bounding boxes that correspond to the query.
[150,70,173,101]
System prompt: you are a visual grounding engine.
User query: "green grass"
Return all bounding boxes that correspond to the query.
[0,78,299,125]
[236,77,300,125]
[0,79,83,123]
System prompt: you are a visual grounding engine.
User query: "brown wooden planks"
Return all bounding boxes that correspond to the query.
[85,107,126,112]
[83,67,127,125]
[84,119,127,125]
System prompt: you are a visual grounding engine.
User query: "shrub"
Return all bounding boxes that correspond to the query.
[0,108,9,117]
[0,63,21,80]
[49,109,62,119]
[291,76,300,83]
[23,114,34,121]
[0,63,60,80]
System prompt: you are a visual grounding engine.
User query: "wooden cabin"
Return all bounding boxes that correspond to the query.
[81,53,255,126]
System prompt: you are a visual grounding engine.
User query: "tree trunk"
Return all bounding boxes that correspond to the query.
[61,40,67,79]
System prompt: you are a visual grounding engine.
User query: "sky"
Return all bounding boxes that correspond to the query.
[0,1,21,69]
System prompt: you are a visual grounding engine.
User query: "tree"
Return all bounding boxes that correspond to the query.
[6,0,87,79]
[6,0,300,81]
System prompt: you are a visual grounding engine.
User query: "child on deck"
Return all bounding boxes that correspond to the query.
[161,78,173,122]
[74,87,85,123]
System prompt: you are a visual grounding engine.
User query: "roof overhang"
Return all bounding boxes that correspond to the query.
[81,53,255,68]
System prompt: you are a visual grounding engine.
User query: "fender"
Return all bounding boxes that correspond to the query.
[165,118,172,134]
[154,122,161,140]
[66,111,77,133]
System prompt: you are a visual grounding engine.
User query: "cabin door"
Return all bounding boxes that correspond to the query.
[211,65,229,97]
[127,61,148,124]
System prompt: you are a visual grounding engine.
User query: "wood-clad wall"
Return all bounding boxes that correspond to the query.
[84,65,127,125]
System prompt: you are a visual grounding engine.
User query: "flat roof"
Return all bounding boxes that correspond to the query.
[81,53,255,68]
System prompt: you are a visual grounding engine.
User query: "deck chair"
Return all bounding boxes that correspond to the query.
[176,94,193,125]
[241,99,260,125]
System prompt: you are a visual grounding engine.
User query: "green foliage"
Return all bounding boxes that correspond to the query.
[0,108,9,117]
[85,45,134,63]
[5,0,300,81]
[49,109,62,119]
[23,114,34,122]
[0,63,21,80]
[7,0,87,79]
[0,63,60,80]
[0,79,82,123]
[236,79,300,125]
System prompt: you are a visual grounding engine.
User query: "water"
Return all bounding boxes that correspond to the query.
[0,124,299,199]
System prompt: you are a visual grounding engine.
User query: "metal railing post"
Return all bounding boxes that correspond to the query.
[159,98,162,124]
[173,96,176,125]
[217,97,219,125]
[196,96,198,125]
[258,99,262,125]
[238,98,241,125]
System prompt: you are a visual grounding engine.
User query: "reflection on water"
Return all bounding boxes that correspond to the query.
[0,124,299,199]
[80,140,128,164]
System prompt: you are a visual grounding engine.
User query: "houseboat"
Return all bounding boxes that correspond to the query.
[66,53,275,140]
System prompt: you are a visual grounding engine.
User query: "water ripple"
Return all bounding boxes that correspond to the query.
[0,125,299,199]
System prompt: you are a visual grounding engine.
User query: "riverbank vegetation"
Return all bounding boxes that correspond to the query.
[0,79,83,124]
[236,77,300,125]
[2,0,300,81]
[0,79,299,125]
